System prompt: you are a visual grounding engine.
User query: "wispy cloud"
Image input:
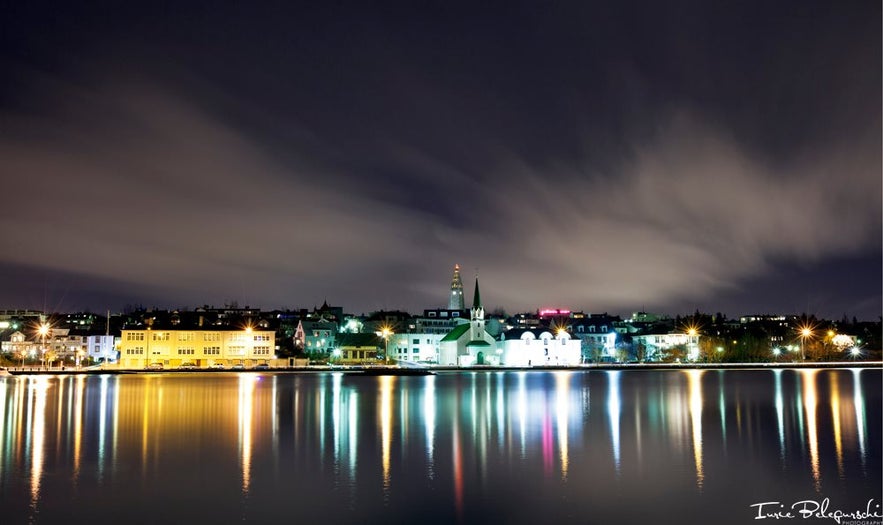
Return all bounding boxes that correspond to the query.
[0,78,879,316]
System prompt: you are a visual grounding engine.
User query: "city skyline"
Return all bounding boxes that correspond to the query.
[1,2,880,320]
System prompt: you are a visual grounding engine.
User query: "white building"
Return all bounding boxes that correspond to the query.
[632,332,701,361]
[497,329,582,366]
[86,334,118,363]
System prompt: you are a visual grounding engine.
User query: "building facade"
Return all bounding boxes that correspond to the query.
[497,328,582,366]
[118,328,275,368]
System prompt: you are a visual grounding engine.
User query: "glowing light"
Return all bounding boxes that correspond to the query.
[539,308,571,317]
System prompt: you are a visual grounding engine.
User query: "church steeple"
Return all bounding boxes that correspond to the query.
[472,277,482,310]
[449,264,465,310]
[470,276,485,340]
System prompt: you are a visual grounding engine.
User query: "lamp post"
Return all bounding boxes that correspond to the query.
[380,327,393,365]
[38,323,50,370]
[799,327,812,361]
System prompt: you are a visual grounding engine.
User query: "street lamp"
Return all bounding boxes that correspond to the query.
[379,326,393,365]
[799,326,813,361]
[38,323,50,370]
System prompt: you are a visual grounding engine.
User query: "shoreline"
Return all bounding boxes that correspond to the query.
[2,361,881,376]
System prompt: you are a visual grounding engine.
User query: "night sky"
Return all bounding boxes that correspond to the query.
[1,1,880,319]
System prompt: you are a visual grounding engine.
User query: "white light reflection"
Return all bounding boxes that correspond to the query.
[348,390,358,486]
[852,369,867,470]
[554,372,571,481]
[495,373,505,450]
[607,371,621,476]
[332,373,342,470]
[517,372,527,458]
[686,370,704,490]
[29,377,49,516]
[238,374,257,496]
[98,375,108,482]
[800,369,821,492]
[773,370,785,460]
[424,375,436,479]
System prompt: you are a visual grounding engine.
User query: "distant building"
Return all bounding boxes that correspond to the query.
[118,328,275,368]
[497,328,581,366]
[86,334,118,363]
[334,333,380,364]
[449,264,465,310]
[632,332,700,361]
[295,319,336,355]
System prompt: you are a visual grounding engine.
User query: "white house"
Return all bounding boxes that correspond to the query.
[497,328,582,366]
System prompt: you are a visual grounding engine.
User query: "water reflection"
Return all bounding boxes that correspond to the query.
[686,370,704,490]
[800,369,821,492]
[853,369,868,471]
[29,377,48,515]
[238,374,256,495]
[607,371,621,476]
[0,369,878,525]
[379,375,393,500]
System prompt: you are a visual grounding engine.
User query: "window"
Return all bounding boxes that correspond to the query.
[205,347,220,355]
[178,332,194,341]
[412,338,419,344]
[178,348,195,355]
[204,333,221,342]
[253,346,271,355]
[153,332,170,341]
[413,348,419,353]
[254,334,270,342]
[126,347,144,355]
[126,332,145,341]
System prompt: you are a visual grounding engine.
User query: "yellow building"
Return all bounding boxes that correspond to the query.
[118,328,275,369]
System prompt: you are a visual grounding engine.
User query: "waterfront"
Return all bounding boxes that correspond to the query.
[0,369,880,524]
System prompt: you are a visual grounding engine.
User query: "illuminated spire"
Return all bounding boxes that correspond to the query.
[449,264,465,310]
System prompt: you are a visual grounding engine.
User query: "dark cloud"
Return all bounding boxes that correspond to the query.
[0,1,879,318]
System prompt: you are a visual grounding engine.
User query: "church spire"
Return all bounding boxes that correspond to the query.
[449,264,465,310]
[472,277,482,310]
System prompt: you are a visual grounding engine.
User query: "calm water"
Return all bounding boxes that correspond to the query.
[0,369,880,524]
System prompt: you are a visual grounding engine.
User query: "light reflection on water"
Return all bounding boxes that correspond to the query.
[0,369,879,525]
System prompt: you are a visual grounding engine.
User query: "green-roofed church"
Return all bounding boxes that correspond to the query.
[438,276,497,366]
